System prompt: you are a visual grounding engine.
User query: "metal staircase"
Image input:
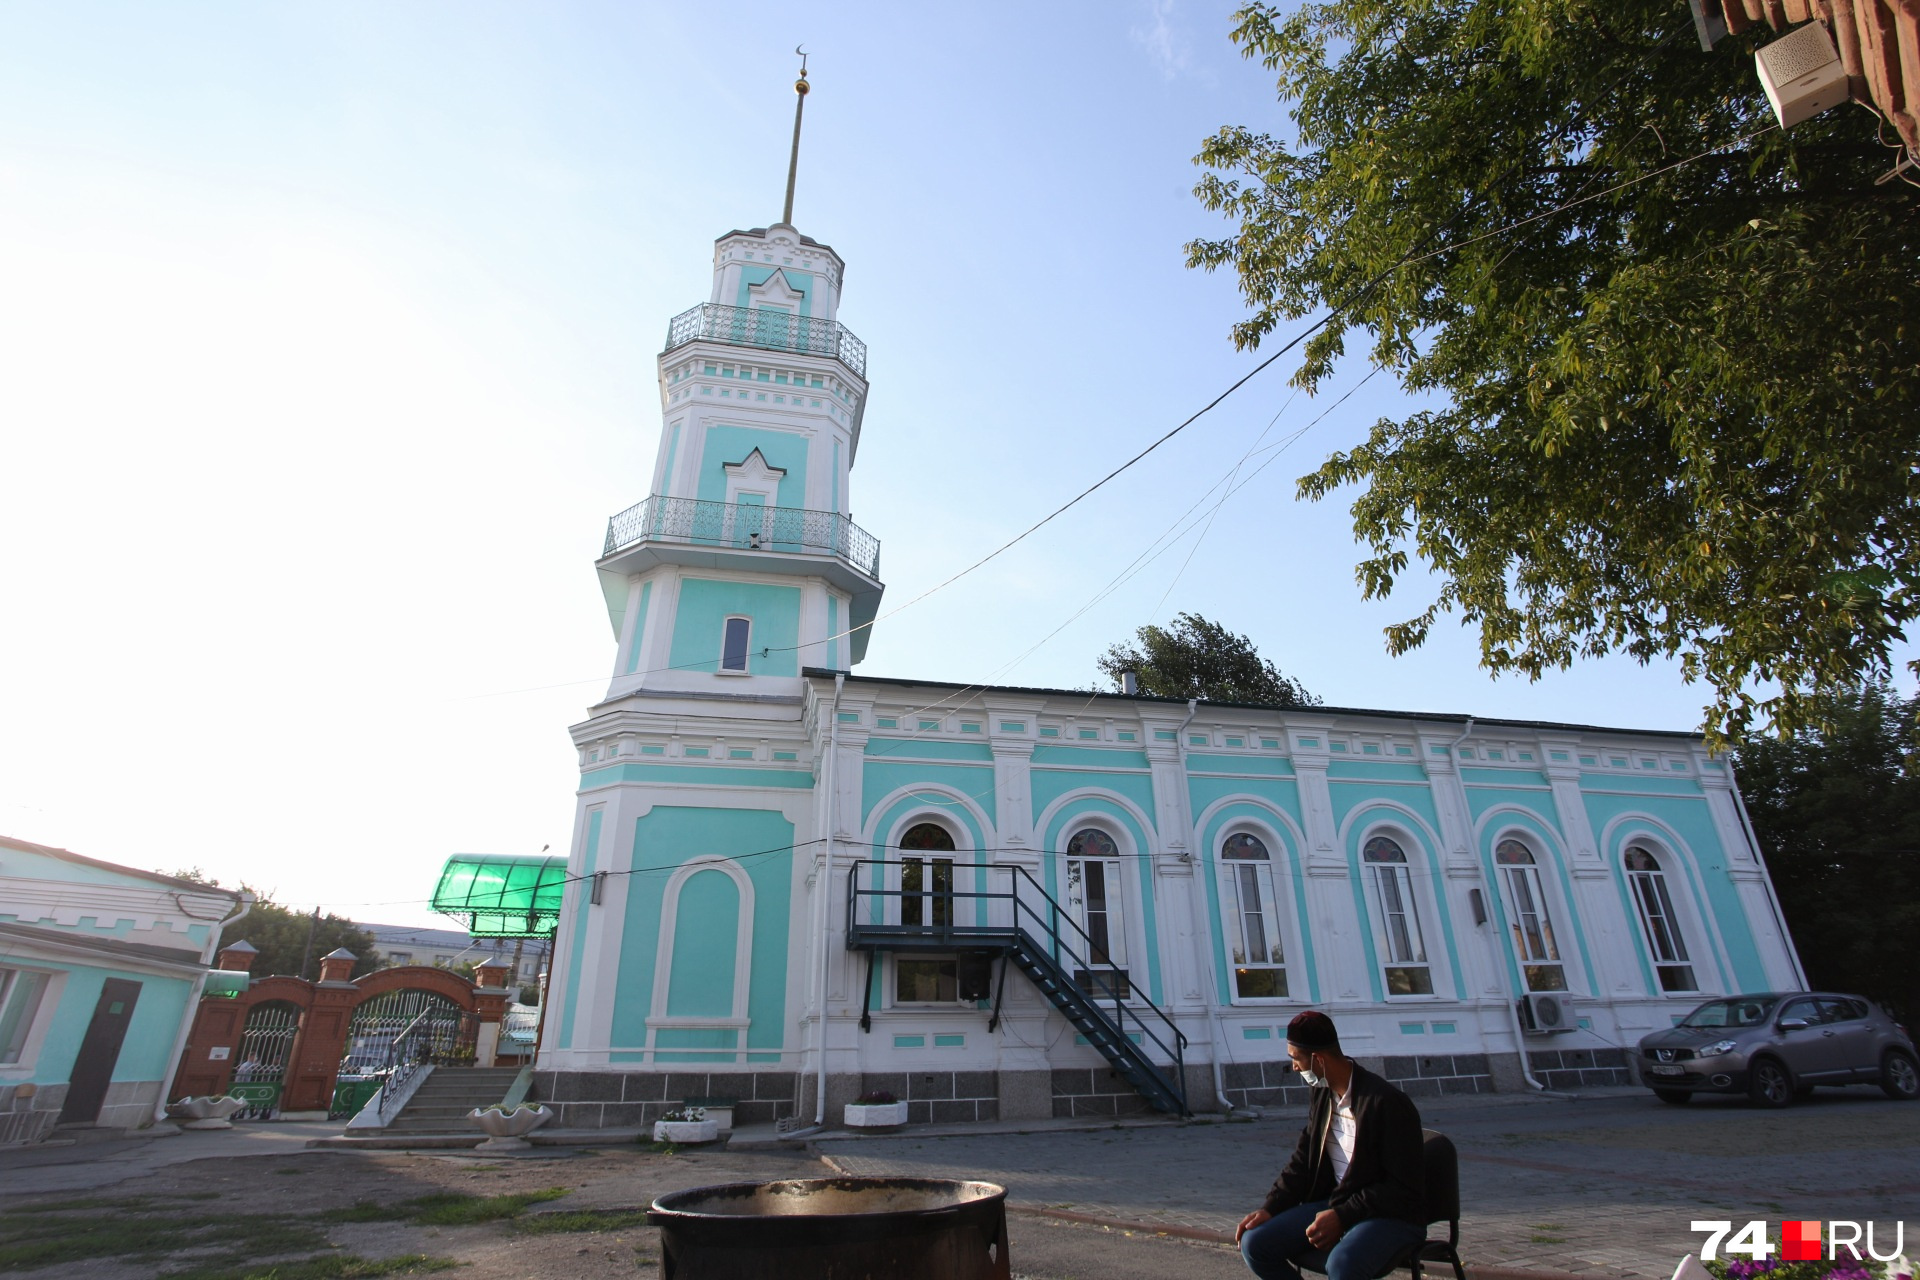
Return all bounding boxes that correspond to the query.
[846,862,1188,1116]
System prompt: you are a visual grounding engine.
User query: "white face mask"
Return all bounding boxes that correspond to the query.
[1297,1055,1323,1088]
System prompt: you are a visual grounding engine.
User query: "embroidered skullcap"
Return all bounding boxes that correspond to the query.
[1286,1010,1340,1053]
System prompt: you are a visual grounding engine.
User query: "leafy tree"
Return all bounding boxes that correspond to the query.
[176,870,380,979]
[1188,2,1920,743]
[1098,611,1320,706]
[1734,685,1920,1025]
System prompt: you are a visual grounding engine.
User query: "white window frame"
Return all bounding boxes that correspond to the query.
[1063,825,1137,1003]
[1217,830,1290,1002]
[1361,832,1437,998]
[891,954,966,1006]
[1494,837,1570,993]
[1623,843,1700,995]
[718,615,752,674]
[0,965,56,1070]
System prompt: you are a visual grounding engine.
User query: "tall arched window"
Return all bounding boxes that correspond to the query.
[898,822,955,928]
[1363,836,1433,995]
[1065,828,1129,999]
[1221,832,1287,999]
[1495,839,1567,992]
[1624,846,1697,993]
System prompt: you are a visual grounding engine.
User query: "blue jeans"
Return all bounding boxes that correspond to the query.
[1242,1200,1426,1280]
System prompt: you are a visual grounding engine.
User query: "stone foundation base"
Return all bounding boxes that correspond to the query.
[532,1047,1630,1130]
[2,1080,164,1146]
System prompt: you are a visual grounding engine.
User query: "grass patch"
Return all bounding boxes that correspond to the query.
[0,1208,328,1272]
[322,1188,568,1227]
[162,1254,462,1280]
[514,1210,651,1235]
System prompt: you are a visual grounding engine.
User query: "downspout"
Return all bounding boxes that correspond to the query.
[1448,714,1545,1092]
[807,673,846,1130]
[155,890,254,1122]
[1727,759,1809,989]
[1174,697,1240,1117]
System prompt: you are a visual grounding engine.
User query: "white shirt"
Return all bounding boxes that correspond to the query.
[1327,1084,1358,1183]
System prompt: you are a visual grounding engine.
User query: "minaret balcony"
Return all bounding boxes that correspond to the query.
[664,302,868,380]
[601,494,881,582]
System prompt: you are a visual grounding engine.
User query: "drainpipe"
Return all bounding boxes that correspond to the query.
[1727,760,1809,989]
[1174,698,1241,1117]
[155,890,255,1123]
[807,673,846,1130]
[1448,714,1545,1092]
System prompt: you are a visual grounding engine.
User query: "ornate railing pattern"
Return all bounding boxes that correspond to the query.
[603,494,881,580]
[664,302,868,378]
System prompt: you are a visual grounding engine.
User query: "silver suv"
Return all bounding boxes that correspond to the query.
[1637,992,1919,1107]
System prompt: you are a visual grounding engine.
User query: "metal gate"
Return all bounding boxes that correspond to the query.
[230,1001,300,1119]
[341,989,469,1073]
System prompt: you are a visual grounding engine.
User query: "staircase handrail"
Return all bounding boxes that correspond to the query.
[844,860,1188,1078]
[374,1008,443,1123]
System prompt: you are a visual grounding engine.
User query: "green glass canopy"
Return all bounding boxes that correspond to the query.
[431,854,569,938]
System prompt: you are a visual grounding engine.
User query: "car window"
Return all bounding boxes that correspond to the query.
[1681,998,1774,1028]
[1820,997,1866,1022]
[1779,997,1822,1025]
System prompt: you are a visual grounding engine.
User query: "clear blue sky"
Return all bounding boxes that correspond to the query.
[0,2,1749,928]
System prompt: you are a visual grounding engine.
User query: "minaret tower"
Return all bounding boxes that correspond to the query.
[593,54,880,701]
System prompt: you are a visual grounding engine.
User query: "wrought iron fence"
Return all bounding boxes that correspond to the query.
[663,302,867,378]
[603,494,881,580]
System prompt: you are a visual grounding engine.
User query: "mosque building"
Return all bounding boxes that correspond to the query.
[529,68,1803,1130]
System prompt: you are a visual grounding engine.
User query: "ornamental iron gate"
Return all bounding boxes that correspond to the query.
[229,1000,300,1119]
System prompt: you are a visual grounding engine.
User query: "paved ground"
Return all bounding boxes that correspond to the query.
[823,1085,1920,1278]
[3,1086,1913,1278]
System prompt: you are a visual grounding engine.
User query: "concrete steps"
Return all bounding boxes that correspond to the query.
[375,1067,521,1135]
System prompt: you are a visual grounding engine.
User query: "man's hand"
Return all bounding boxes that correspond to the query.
[1305,1208,1345,1250]
[1236,1209,1271,1243]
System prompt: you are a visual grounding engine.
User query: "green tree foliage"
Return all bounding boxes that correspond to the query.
[1098,612,1321,706]
[1189,2,1920,743]
[1734,685,1920,1024]
[176,870,381,979]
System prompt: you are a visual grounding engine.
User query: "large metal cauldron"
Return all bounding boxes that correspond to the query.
[647,1176,1011,1280]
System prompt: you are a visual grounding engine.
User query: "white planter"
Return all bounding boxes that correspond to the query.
[469,1104,554,1151]
[843,1101,908,1128]
[164,1096,249,1130]
[653,1118,720,1144]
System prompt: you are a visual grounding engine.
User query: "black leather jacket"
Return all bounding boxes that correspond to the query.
[1261,1062,1425,1227]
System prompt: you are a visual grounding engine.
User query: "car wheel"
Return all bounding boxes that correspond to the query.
[1882,1050,1920,1101]
[1749,1058,1793,1108]
[1652,1088,1692,1105]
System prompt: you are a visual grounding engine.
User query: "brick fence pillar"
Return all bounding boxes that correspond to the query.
[172,941,260,1100]
[472,958,513,1068]
[280,948,359,1118]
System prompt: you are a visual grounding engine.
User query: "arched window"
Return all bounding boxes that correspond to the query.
[1624,846,1697,993]
[1221,832,1288,999]
[1495,839,1567,992]
[1363,836,1433,995]
[898,822,955,929]
[1065,828,1129,1000]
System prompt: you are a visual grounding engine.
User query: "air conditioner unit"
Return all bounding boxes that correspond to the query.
[1522,992,1576,1034]
[1755,21,1849,129]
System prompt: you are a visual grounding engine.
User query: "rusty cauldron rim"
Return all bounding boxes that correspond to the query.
[646,1176,1008,1243]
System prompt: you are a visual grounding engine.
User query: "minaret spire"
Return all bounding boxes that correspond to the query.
[781,46,809,226]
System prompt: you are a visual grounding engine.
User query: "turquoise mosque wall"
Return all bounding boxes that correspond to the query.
[695,424,810,509]
[668,578,802,677]
[608,805,794,1061]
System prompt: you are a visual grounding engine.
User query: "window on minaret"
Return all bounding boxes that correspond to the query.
[1624,846,1696,993]
[1220,832,1287,999]
[1495,839,1568,992]
[720,616,751,673]
[1363,836,1434,996]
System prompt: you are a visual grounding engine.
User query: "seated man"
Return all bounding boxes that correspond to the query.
[1237,1011,1427,1280]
